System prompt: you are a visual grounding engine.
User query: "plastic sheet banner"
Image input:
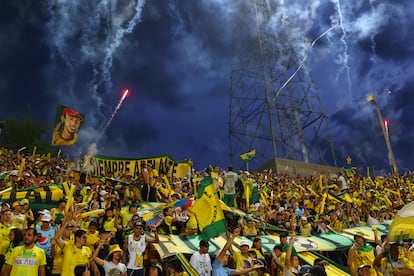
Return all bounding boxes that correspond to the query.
[388,201,414,241]
[150,231,355,259]
[341,222,390,242]
[87,154,191,179]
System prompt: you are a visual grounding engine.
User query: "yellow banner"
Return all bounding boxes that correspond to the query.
[87,155,191,179]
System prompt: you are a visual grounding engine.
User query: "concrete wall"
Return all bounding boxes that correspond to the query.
[258,157,344,176]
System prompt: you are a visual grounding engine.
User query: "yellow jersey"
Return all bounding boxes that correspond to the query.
[61,241,91,276]
[0,223,16,255]
[6,245,47,276]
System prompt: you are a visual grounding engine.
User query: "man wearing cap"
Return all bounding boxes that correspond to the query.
[35,212,55,274]
[190,240,212,276]
[10,201,25,230]
[2,228,47,276]
[52,107,84,146]
[0,208,15,271]
[93,240,127,276]
[232,239,255,274]
[123,221,159,276]
[347,232,375,276]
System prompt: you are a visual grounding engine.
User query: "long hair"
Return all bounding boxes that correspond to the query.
[10,228,23,248]
[74,264,88,276]
[252,237,264,256]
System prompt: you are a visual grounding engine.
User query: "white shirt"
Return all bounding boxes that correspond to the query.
[126,234,146,269]
[338,175,348,190]
[367,216,379,226]
[223,171,238,195]
[190,251,212,276]
[103,260,127,276]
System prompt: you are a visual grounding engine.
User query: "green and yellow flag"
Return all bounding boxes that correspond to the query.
[190,176,227,241]
[240,150,256,162]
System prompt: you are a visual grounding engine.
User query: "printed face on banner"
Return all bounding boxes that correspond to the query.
[51,105,85,146]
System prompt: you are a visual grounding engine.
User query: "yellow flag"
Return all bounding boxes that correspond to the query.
[240,150,256,162]
[190,176,227,241]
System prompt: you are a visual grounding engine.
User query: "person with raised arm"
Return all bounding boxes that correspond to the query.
[92,238,127,276]
[212,226,263,276]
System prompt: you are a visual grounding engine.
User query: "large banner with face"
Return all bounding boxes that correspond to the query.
[51,105,85,146]
[86,154,192,179]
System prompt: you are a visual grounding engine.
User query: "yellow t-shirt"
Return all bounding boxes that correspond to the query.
[233,251,254,273]
[85,231,100,252]
[351,247,375,276]
[103,218,117,233]
[10,213,26,230]
[52,240,67,275]
[149,169,159,187]
[79,220,90,231]
[272,252,286,274]
[164,215,177,234]
[61,241,91,276]
[300,223,312,235]
[0,223,16,255]
[243,225,258,237]
[250,248,264,259]
[120,212,133,226]
[185,216,198,233]
[6,245,47,276]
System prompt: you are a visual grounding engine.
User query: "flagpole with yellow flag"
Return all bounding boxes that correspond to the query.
[240,150,256,171]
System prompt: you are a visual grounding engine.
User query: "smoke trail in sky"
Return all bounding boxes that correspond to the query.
[273,24,337,101]
[367,0,378,89]
[46,0,78,99]
[264,0,323,88]
[330,0,352,93]
[101,0,147,93]
[46,0,146,109]
[98,88,130,141]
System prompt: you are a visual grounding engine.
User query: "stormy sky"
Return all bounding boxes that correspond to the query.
[0,0,413,174]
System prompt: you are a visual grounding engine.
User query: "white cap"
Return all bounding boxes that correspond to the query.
[100,190,109,196]
[39,209,51,215]
[215,249,230,257]
[41,213,52,222]
[240,240,250,247]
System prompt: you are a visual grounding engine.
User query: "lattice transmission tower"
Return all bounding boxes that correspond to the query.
[229,0,337,171]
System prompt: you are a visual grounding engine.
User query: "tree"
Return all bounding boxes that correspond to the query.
[0,116,54,155]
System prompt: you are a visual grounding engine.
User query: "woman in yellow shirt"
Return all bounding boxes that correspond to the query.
[103,209,121,235]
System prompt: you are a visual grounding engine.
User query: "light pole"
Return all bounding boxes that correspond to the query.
[366,92,398,174]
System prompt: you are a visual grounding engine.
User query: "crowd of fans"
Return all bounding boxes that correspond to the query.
[0,147,414,275]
